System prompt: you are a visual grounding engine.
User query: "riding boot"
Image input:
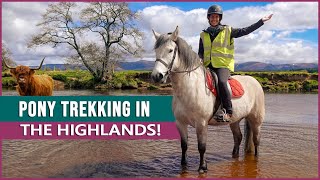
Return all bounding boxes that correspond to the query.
[214,108,232,122]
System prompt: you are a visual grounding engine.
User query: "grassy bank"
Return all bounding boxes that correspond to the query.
[2,70,318,93]
[233,71,318,93]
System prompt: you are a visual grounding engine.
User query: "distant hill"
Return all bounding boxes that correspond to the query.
[35,61,154,71]
[35,64,87,70]
[235,62,318,71]
[117,60,155,70]
[118,61,318,72]
[37,61,318,72]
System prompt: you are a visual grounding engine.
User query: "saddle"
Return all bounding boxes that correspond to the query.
[205,69,244,98]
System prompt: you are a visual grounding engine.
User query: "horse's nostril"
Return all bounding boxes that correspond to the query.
[158,73,163,80]
[151,73,164,83]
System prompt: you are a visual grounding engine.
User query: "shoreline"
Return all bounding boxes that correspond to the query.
[2,70,318,93]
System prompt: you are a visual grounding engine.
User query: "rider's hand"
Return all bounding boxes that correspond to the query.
[262,14,273,22]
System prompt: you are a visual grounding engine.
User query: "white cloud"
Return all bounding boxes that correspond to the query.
[139,2,318,64]
[2,2,318,65]
[2,2,90,65]
[276,31,292,38]
[235,32,317,63]
[2,2,66,65]
[223,2,318,31]
[139,5,207,36]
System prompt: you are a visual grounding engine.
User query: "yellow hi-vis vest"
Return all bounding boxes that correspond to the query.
[200,26,235,72]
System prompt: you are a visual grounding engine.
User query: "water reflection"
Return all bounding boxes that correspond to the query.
[229,155,259,178]
[1,90,318,178]
[177,155,261,178]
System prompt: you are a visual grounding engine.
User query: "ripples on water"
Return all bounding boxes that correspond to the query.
[1,90,318,178]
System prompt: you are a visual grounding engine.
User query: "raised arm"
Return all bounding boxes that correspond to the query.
[231,14,273,38]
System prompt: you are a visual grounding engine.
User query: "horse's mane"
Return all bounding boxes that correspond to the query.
[154,33,200,71]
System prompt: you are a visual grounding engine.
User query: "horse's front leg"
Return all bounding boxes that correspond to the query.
[196,123,208,173]
[176,121,188,169]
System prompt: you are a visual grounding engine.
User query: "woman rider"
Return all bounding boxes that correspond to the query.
[198,5,272,122]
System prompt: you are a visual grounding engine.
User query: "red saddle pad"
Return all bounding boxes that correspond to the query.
[206,70,244,98]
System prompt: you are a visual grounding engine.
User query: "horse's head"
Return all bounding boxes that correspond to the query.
[151,26,179,83]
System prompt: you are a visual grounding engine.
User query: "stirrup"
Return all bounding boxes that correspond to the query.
[214,108,231,122]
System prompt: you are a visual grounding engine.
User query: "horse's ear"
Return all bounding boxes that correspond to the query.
[171,26,179,41]
[152,29,160,40]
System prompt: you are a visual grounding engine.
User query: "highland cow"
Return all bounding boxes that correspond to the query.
[4,58,54,96]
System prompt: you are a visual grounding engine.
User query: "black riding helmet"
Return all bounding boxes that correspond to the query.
[207,5,223,21]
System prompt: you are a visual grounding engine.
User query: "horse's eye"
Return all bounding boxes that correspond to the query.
[169,49,173,53]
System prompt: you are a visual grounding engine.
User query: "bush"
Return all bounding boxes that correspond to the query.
[123,80,138,89]
[52,74,67,82]
[109,71,140,89]
[287,82,301,92]
[2,71,12,77]
[2,77,16,87]
[253,76,269,85]
[302,80,318,92]
[65,78,95,89]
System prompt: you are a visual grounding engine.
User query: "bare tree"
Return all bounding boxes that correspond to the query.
[29,2,143,82]
[81,2,144,80]
[2,43,16,71]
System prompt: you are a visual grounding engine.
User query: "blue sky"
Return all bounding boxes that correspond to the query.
[290,29,318,43]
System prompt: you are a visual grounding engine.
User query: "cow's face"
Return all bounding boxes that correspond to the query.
[10,66,35,88]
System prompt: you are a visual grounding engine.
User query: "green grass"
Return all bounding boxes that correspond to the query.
[2,70,318,92]
[107,70,148,89]
[233,71,318,92]
[39,69,94,89]
[39,70,92,81]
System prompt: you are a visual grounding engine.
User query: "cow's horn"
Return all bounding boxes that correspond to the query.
[3,60,16,69]
[30,57,45,70]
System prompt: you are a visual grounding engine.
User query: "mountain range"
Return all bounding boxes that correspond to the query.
[38,60,318,72]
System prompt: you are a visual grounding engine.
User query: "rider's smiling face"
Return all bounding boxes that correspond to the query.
[209,14,220,27]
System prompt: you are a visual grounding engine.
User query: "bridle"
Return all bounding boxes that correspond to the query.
[155,45,178,77]
[155,43,202,80]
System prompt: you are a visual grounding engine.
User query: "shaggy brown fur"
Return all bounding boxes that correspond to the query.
[10,66,53,96]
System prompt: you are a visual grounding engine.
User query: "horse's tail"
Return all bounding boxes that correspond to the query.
[244,119,255,154]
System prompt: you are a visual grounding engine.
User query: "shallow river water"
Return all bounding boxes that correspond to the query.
[1,90,318,178]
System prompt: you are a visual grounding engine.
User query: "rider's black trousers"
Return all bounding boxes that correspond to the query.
[209,64,233,115]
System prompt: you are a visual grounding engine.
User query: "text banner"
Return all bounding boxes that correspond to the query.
[0,122,180,140]
[0,96,175,122]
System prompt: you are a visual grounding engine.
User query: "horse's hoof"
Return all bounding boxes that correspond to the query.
[232,148,239,158]
[198,168,208,174]
[181,165,188,173]
[198,161,208,173]
[255,152,259,157]
[232,154,239,158]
